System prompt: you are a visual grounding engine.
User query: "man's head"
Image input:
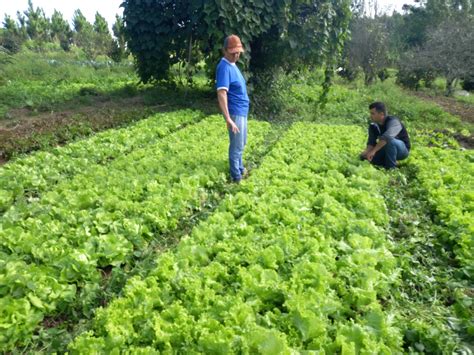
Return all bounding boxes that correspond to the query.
[223,35,244,63]
[369,102,387,124]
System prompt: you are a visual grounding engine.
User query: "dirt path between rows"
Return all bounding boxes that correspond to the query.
[0,96,164,165]
[0,96,147,131]
[411,91,474,123]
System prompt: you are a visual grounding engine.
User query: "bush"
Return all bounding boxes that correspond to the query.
[250,69,289,120]
[461,78,474,92]
[397,51,436,90]
[0,32,23,54]
[377,68,390,82]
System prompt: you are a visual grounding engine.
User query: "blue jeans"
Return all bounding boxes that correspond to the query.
[372,139,409,169]
[227,115,247,181]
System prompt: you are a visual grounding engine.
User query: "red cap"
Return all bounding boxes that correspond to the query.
[224,35,244,54]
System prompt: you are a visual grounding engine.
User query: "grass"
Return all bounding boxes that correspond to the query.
[0,48,138,117]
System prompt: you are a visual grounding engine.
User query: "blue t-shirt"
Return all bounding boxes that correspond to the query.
[216,58,250,116]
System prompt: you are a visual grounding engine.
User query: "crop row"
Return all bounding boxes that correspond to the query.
[0,117,271,350]
[70,124,404,353]
[0,109,204,214]
[410,147,473,279]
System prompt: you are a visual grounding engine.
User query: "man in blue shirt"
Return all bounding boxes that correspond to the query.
[216,34,250,183]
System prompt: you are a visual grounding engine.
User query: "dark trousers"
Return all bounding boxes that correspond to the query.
[371,139,409,169]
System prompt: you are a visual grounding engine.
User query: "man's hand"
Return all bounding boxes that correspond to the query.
[227,119,240,134]
[366,149,376,162]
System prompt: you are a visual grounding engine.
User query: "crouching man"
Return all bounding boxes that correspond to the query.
[360,102,411,169]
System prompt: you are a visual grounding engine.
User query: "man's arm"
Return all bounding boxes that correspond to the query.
[381,118,402,143]
[360,124,379,159]
[366,118,402,161]
[366,140,387,161]
[217,89,239,134]
[360,145,375,159]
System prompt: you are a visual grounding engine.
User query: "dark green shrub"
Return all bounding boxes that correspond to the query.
[461,78,474,91]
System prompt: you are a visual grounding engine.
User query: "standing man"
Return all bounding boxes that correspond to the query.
[360,102,411,169]
[216,34,250,183]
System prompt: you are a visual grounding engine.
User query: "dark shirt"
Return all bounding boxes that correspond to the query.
[367,116,411,150]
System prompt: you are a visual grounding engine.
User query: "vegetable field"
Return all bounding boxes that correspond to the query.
[0,106,472,353]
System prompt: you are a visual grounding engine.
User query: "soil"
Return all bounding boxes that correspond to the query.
[411,91,474,123]
[409,91,474,149]
[0,95,146,135]
[0,96,165,165]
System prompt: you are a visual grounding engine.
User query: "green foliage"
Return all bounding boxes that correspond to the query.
[410,147,474,279]
[340,16,389,85]
[22,0,50,43]
[110,15,128,63]
[0,49,136,117]
[69,124,405,353]
[72,9,92,34]
[396,16,474,95]
[396,49,437,90]
[1,16,25,53]
[50,10,72,51]
[0,114,272,351]
[71,10,113,60]
[93,12,110,36]
[121,0,351,96]
[462,78,474,91]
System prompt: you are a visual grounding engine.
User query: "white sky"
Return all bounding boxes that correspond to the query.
[0,0,417,29]
[0,1,123,29]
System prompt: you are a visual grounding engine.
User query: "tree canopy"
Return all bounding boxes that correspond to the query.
[121,0,352,90]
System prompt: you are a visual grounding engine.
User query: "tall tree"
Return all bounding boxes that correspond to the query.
[110,14,128,62]
[2,15,19,34]
[23,0,50,42]
[341,16,389,84]
[72,9,92,33]
[423,16,474,95]
[50,10,72,50]
[93,12,110,35]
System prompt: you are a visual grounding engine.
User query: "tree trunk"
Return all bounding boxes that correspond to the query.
[445,77,457,96]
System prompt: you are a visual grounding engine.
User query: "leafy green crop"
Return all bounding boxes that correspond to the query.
[70,124,404,353]
[0,109,203,214]
[0,115,271,350]
[410,147,474,280]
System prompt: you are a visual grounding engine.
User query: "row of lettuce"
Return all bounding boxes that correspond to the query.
[69,124,406,353]
[0,114,272,350]
[409,146,474,337]
[411,147,473,280]
[0,109,205,214]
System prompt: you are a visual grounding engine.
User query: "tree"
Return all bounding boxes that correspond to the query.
[50,10,72,50]
[339,17,389,84]
[23,0,51,43]
[72,9,93,34]
[110,14,128,62]
[121,0,351,97]
[93,12,110,36]
[398,0,473,49]
[1,15,24,53]
[396,16,473,95]
[72,10,110,59]
[423,16,474,95]
[92,12,113,57]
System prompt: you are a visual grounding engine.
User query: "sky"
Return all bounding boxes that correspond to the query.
[0,0,416,29]
[0,1,124,29]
